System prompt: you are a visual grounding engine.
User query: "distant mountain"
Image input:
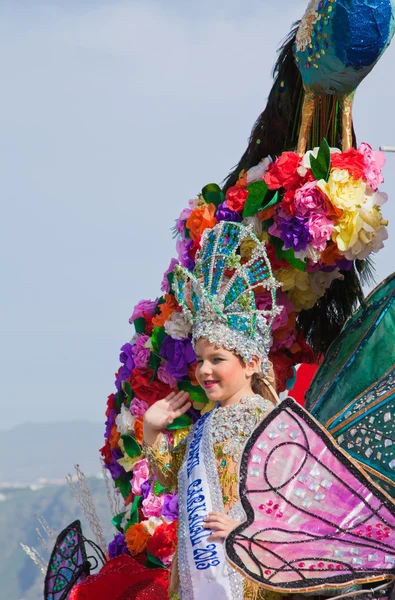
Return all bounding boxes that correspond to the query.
[0,421,104,484]
[0,478,113,600]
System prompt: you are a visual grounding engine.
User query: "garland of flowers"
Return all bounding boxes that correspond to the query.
[100,140,387,580]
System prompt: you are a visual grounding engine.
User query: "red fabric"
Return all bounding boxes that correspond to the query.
[69,555,168,600]
[290,363,319,406]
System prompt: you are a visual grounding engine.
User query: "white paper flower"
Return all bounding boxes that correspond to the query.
[164,311,192,340]
[246,157,272,184]
[301,146,341,174]
[115,404,135,436]
[141,516,165,535]
[310,269,343,297]
[344,226,388,260]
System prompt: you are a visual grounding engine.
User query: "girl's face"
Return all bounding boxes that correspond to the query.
[195,338,259,406]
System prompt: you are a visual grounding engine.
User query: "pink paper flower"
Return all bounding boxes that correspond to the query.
[255,290,293,331]
[129,299,158,323]
[358,142,386,191]
[157,365,178,388]
[161,258,179,293]
[142,492,164,518]
[130,397,149,418]
[293,181,327,217]
[132,334,151,369]
[307,213,334,252]
[131,459,150,496]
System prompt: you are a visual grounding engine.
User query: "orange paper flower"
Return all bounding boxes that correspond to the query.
[152,294,178,327]
[109,424,121,450]
[321,242,342,265]
[125,523,152,556]
[186,203,217,241]
[134,417,144,445]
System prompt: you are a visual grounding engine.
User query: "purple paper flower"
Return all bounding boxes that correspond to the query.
[119,343,135,371]
[108,533,128,559]
[162,492,179,520]
[216,202,243,223]
[106,450,125,479]
[161,258,179,293]
[105,409,117,439]
[176,238,195,271]
[159,336,196,380]
[279,216,310,252]
[115,365,132,391]
[140,480,152,500]
[132,335,150,369]
[336,258,353,271]
[129,298,158,323]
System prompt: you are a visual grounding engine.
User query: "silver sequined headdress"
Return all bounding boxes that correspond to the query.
[172,221,281,372]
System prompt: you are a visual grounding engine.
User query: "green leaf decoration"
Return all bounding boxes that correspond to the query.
[145,550,167,570]
[121,434,142,459]
[124,495,142,530]
[114,476,132,500]
[134,317,146,334]
[167,271,175,293]
[111,512,126,532]
[243,181,268,217]
[115,390,123,411]
[153,480,171,496]
[122,381,134,401]
[309,138,331,182]
[178,380,208,403]
[201,183,225,207]
[166,414,192,431]
[270,236,306,272]
[262,190,279,211]
[151,326,167,354]
[281,248,307,271]
[148,353,161,380]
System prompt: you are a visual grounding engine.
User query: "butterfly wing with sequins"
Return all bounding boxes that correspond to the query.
[225,398,395,593]
[44,520,90,600]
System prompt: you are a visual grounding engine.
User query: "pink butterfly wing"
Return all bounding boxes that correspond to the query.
[226,399,395,592]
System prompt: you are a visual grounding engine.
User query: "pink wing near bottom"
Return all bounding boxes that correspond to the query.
[225,398,395,593]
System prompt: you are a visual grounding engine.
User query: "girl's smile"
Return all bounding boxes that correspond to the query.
[195,338,260,407]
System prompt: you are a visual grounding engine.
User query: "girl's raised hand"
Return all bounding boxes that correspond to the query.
[143,391,191,443]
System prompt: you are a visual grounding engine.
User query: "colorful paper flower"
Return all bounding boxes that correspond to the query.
[125,523,152,556]
[279,216,310,252]
[129,299,158,323]
[225,186,249,213]
[159,336,196,380]
[131,369,173,406]
[186,203,217,241]
[264,152,302,190]
[131,459,150,496]
[358,142,386,191]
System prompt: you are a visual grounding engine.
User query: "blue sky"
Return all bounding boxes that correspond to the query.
[1,0,395,429]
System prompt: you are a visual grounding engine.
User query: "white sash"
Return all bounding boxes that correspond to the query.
[177,412,244,600]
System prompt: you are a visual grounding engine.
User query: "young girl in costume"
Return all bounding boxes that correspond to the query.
[143,220,281,600]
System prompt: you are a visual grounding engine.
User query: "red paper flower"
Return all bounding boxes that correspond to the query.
[105,393,117,417]
[264,152,302,191]
[130,369,173,406]
[188,235,202,262]
[266,243,289,271]
[331,148,366,181]
[270,350,295,393]
[100,440,112,464]
[280,189,296,216]
[225,186,249,212]
[147,520,178,560]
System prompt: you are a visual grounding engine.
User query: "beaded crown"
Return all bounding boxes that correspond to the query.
[172,221,281,370]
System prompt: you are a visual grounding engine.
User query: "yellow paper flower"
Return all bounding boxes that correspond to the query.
[200,400,215,415]
[332,211,363,252]
[287,286,320,311]
[240,232,267,259]
[318,169,366,211]
[275,267,310,293]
